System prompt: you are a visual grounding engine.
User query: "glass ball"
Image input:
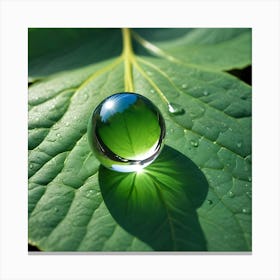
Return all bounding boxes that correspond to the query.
[87,92,166,172]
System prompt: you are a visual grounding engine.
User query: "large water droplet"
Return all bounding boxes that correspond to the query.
[88,92,165,173]
[168,103,185,115]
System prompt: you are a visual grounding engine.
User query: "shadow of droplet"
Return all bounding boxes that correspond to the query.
[99,145,209,251]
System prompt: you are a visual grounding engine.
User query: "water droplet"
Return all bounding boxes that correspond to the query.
[207,200,213,205]
[181,84,187,89]
[29,164,33,169]
[184,129,187,133]
[86,190,94,198]
[245,183,249,187]
[88,92,165,172]
[190,140,199,147]
[203,90,209,96]
[65,122,69,127]
[56,133,61,138]
[83,93,89,101]
[242,208,248,213]
[168,103,185,115]
[150,89,155,93]
[228,191,235,198]
[237,142,242,148]
[248,177,252,182]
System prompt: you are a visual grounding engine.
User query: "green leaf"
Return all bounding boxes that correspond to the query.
[28,28,252,251]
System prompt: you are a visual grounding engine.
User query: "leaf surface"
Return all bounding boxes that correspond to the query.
[28,28,252,251]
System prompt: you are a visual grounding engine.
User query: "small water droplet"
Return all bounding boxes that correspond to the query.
[242,208,248,213]
[65,122,69,127]
[203,90,209,96]
[29,164,33,169]
[181,84,187,89]
[54,207,59,213]
[190,140,199,147]
[228,191,235,198]
[184,129,187,133]
[150,89,155,93]
[168,103,185,115]
[56,133,61,138]
[83,93,89,101]
[248,177,252,182]
[237,142,242,148]
[207,199,213,205]
[86,190,94,198]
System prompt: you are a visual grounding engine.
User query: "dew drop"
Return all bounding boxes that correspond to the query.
[190,140,199,147]
[181,84,187,89]
[228,191,235,198]
[65,122,69,127]
[168,103,185,115]
[56,133,61,138]
[88,92,165,172]
[237,142,242,148]
[29,164,33,170]
[207,199,213,205]
[248,177,252,182]
[150,89,155,93]
[242,208,248,213]
[184,129,187,133]
[203,90,209,96]
[83,93,89,101]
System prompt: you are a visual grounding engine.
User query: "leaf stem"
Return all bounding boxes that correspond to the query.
[122,28,134,92]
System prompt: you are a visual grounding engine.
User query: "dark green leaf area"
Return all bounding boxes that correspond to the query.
[99,145,209,251]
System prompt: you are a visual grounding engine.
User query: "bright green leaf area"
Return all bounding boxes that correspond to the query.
[28,28,252,251]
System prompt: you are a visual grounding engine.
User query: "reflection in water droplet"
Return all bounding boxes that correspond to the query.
[207,200,213,205]
[203,90,209,96]
[237,142,242,148]
[168,103,185,115]
[181,84,187,89]
[190,140,199,147]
